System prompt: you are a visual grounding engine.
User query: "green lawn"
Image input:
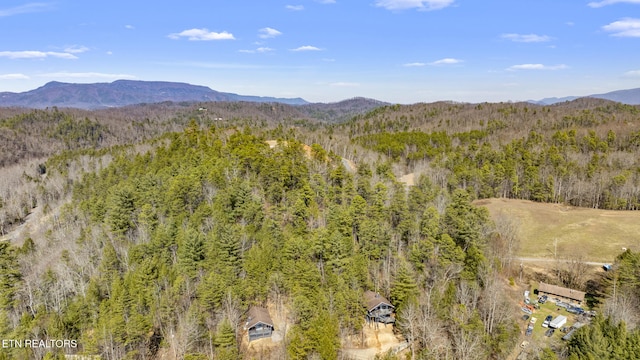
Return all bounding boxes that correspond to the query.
[521,283,582,344]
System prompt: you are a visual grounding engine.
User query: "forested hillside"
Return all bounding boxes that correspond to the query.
[342,99,640,210]
[0,121,515,359]
[1,99,639,359]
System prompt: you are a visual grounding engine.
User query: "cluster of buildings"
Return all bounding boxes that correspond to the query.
[243,290,396,342]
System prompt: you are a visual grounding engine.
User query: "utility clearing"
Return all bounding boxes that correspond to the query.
[342,323,406,360]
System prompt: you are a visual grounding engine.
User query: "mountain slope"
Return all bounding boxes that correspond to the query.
[533,87,640,105]
[0,80,308,109]
[297,97,390,123]
[589,88,640,105]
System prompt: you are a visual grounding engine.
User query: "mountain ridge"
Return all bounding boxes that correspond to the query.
[0,80,308,109]
[2,80,639,109]
[531,87,640,105]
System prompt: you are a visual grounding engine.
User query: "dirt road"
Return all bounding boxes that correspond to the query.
[515,257,607,266]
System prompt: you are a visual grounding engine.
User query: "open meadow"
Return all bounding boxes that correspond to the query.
[476,198,640,263]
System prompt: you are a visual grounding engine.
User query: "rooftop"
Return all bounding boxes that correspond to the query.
[538,282,586,303]
[245,306,274,329]
[364,291,394,312]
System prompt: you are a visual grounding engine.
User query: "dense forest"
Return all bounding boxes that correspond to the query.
[0,99,639,359]
[343,100,640,210]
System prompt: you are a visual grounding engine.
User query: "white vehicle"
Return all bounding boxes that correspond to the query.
[549,315,567,329]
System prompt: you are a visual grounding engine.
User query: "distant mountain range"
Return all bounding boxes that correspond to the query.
[532,88,640,105]
[1,80,638,110]
[0,80,308,109]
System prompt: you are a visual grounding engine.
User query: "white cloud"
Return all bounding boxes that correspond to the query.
[430,58,462,65]
[0,73,29,80]
[286,5,304,10]
[291,45,322,51]
[330,82,360,87]
[375,0,454,11]
[0,2,51,17]
[239,47,274,54]
[169,61,265,70]
[125,24,135,30]
[0,51,77,59]
[39,72,136,79]
[624,70,640,77]
[501,33,552,43]
[588,0,640,8]
[64,45,89,54]
[602,18,640,37]
[507,63,568,71]
[403,62,426,67]
[168,28,235,41]
[317,0,336,3]
[259,27,282,39]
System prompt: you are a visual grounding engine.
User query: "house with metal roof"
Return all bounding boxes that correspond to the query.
[364,291,395,324]
[537,282,586,305]
[244,307,274,342]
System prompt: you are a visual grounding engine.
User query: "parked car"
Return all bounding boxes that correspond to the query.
[526,326,533,336]
[542,315,553,328]
[521,307,532,315]
[545,328,555,337]
[522,314,530,321]
[520,340,529,348]
[567,306,585,315]
[555,301,571,310]
[538,295,548,304]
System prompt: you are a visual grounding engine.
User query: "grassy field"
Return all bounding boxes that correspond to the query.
[520,298,574,343]
[475,198,640,263]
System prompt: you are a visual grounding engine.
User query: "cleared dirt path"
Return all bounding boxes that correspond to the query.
[0,207,38,244]
[341,323,404,360]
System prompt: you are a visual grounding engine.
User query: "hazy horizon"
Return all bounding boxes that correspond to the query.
[1,0,640,103]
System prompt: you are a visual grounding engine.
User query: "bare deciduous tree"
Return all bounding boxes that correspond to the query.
[450,326,483,360]
[491,211,520,272]
[558,256,591,290]
[397,301,420,360]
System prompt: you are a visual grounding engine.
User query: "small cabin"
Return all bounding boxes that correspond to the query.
[244,307,274,342]
[364,291,395,324]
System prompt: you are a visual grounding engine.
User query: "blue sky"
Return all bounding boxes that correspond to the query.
[1,0,639,103]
